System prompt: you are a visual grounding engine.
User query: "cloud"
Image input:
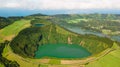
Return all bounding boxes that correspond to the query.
[0,0,120,10]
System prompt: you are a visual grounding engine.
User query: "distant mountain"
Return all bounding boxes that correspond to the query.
[29,13,47,16]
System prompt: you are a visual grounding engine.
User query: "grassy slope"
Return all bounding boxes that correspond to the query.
[0,19,31,42]
[0,19,32,67]
[0,63,5,67]
[68,19,88,23]
[2,45,39,67]
[86,43,120,67]
[55,25,76,36]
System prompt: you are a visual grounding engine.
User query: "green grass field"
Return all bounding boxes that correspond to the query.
[0,19,31,36]
[0,19,31,42]
[0,63,5,67]
[68,19,88,23]
[86,44,120,67]
[49,59,61,64]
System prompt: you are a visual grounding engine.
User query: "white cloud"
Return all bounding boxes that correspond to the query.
[0,0,120,10]
[5,2,20,8]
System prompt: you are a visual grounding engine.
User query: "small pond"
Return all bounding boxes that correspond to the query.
[34,24,44,27]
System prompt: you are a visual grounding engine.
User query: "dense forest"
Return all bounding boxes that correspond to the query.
[10,18,114,58]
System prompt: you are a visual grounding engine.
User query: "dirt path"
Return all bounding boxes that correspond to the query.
[68,36,72,44]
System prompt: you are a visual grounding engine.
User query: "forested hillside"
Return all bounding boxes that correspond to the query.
[10,18,114,58]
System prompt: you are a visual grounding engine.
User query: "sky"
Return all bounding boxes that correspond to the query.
[0,0,120,17]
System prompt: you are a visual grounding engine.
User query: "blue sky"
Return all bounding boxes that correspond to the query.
[0,0,120,17]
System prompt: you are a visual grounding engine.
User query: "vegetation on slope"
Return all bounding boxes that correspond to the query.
[0,41,19,67]
[10,27,42,57]
[0,19,31,42]
[86,43,120,67]
[51,14,120,35]
[10,18,114,58]
[0,16,23,29]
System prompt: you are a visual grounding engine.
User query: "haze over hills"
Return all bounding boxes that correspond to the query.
[0,9,120,17]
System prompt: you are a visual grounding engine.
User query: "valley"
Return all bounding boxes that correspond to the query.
[51,14,120,42]
[0,14,120,67]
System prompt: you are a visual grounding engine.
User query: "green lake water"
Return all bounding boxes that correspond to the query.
[35,44,91,58]
[34,24,44,27]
